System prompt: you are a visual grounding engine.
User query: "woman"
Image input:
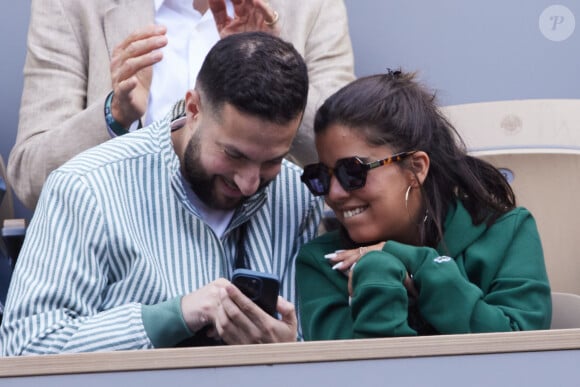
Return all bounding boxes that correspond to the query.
[296,70,551,340]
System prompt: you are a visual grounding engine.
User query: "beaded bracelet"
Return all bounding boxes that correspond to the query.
[104,91,129,136]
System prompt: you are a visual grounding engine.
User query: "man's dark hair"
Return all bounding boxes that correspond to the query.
[196,31,309,124]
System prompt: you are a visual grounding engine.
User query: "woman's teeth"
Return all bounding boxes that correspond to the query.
[343,207,366,218]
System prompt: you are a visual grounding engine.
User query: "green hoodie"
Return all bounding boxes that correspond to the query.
[297,201,551,340]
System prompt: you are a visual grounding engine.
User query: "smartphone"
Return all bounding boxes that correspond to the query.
[231,269,280,317]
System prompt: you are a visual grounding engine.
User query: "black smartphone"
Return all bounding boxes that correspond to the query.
[231,269,280,317]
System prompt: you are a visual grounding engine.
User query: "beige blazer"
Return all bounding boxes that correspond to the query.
[9,0,355,209]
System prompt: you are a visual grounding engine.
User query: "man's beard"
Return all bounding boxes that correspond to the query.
[182,133,234,210]
[182,132,273,210]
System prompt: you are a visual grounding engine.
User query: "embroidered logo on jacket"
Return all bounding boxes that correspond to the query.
[433,256,452,263]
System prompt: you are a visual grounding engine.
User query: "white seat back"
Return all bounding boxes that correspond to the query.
[442,100,580,295]
[551,292,580,329]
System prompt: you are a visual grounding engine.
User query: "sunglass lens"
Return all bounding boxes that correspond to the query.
[336,158,366,191]
[301,164,330,196]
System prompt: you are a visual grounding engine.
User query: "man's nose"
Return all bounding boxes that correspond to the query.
[234,165,261,196]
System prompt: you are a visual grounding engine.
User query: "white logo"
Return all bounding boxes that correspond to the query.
[433,256,452,263]
[539,5,575,42]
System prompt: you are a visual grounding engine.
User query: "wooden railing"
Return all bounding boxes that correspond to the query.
[2,329,580,386]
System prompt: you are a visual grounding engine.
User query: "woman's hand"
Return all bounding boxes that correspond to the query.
[324,242,418,298]
[324,242,386,273]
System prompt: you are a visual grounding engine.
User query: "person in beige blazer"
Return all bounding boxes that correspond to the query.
[9,0,355,210]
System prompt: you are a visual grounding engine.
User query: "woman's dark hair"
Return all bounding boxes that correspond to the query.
[314,70,515,247]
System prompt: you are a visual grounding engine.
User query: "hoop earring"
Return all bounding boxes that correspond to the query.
[405,185,412,211]
[406,185,428,224]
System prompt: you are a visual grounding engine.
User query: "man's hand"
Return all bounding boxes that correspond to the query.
[180,278,230,334]
[109,24,168,127]
[209,0,280,38]
[214,284,298,344]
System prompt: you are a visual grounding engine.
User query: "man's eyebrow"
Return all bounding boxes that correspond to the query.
[222,143,288,163]
[222,144,248,159]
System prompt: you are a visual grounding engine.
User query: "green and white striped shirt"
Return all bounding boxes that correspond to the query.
[1,117,322,355]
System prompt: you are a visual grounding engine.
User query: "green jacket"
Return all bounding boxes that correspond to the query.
[296,201,551,340]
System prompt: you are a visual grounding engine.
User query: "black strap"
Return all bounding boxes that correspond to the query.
[234,222,248,270]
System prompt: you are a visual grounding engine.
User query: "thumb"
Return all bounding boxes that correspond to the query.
[276,296,297,327]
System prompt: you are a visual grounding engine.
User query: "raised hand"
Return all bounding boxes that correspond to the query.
[209,0,280,38]
[109,24,168,127]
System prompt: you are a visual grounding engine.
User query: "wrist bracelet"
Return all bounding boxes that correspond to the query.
[104,91,129,136]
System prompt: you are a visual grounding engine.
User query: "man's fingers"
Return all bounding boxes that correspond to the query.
[216,286,298,344]
[122,34,167,61]
[117,50,161,80]
[115,77,138,96]
[112,35,166,79]
[180,279,231,334]
[223,284,265,323]
[116,24,167,51]
[276,296,297,328]
[111,27,166,89]
[252,0,275,23]
[231,0,250,18]
[209,0,230,28]
[210,0,281,37]
[216,286,261,343]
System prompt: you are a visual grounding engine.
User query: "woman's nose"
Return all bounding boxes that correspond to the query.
[326,176,350,201]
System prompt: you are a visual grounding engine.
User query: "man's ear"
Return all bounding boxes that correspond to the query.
[409,151,430,187]
[185,89,202,120]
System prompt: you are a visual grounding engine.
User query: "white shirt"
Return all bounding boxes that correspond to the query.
[182,176,235,239]
[146,0,233,125]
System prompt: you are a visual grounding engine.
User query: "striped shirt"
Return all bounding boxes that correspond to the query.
[0,117,323,355]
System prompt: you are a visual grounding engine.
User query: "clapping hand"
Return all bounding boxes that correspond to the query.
[209,0,281,38]
[110,25,168,127]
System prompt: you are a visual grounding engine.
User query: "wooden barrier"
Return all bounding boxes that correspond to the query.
[1,329,580,386]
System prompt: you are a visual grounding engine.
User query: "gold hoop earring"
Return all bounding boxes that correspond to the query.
[405,185,412,211]
[406,185,429,224]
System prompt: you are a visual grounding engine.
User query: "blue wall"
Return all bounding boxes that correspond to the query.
[0,0,30,220]
[1,1,578,219]
[344,0,578,105]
